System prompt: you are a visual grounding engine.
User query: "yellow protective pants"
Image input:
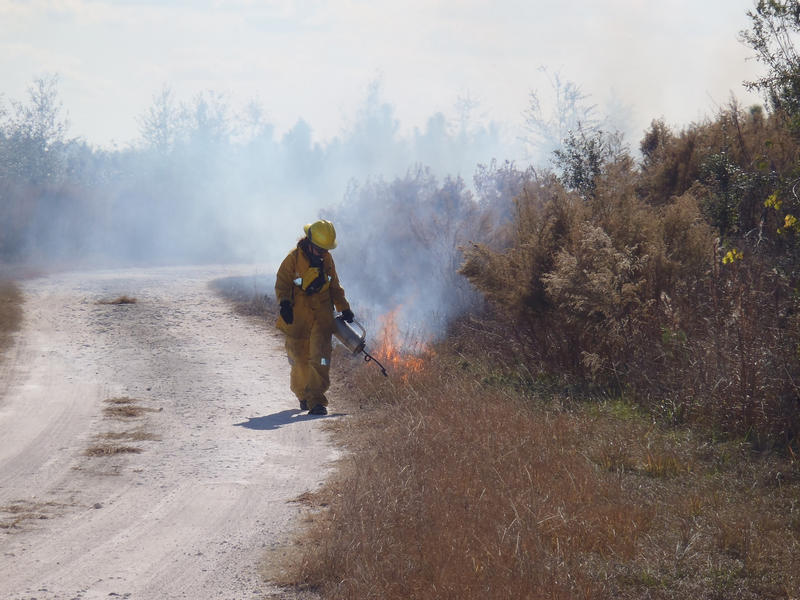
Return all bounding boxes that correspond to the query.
[282,296,334,408]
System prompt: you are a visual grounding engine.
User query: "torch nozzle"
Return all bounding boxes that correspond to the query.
[362,349,388,377]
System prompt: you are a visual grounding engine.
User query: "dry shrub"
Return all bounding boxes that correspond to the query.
[638,103,799,212]
[542,221,653,379]
[460,174,583,315]
[460,120,800,447]
[460,171,714,386]
[460,176,588,373]
[634,247,800,447]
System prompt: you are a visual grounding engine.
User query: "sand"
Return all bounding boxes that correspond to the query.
[0,265,337,599]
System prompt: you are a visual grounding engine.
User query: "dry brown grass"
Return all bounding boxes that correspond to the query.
[271,344,800,599]
[102,397,161,419]
[90,400,161,458]
[85,428,161,457]
[0,500,65,532]
[0,279,22,357]
[84,443,143,457]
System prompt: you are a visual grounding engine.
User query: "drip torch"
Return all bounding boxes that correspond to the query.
[332,315,388,377]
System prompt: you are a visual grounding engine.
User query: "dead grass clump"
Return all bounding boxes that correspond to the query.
[85,427,161,457]
[102,397,160,419]
[0,500,64,532]
[84,443,143,457]
[97,295,137,305]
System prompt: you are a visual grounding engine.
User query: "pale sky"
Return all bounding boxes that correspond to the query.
[0,0,766,150]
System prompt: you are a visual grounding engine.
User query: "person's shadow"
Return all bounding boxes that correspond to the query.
[234,409,342,431]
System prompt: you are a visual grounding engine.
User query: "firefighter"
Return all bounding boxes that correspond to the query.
[274,219,354,415]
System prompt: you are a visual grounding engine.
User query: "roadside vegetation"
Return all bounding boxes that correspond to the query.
[0,279,22,359]
[280,336,800,599]
[215,5,800,598]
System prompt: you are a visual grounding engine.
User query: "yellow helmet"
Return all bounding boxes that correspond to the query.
[303,219,337,250]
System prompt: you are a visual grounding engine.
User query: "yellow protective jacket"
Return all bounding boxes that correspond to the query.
[274,241,350,335]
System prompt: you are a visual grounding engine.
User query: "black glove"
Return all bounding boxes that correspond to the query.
[340,308,354,323]
[279,300,293,325]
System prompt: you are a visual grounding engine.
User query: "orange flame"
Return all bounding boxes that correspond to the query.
[374,308,430,379]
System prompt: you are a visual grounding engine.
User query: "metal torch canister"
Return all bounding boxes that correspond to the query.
[333,316,366,354]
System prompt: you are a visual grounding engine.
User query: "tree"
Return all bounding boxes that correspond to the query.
[453,91,482,138]
[4,74,70,184]
[740,0,800,120]
[521,68,599,162]
[552,125,624,201]
[187,90,231,149]
[238,98,272,143]
[139,86,183,153]
[9,74,68,147]
[344,78,403,171]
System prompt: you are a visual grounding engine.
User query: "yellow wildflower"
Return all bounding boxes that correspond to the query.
[765,193,783,210]
[722,248,743,265]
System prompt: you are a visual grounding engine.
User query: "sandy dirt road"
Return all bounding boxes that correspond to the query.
[0,265,338,600]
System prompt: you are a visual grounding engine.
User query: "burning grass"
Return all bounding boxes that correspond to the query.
[371,308,430,380]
